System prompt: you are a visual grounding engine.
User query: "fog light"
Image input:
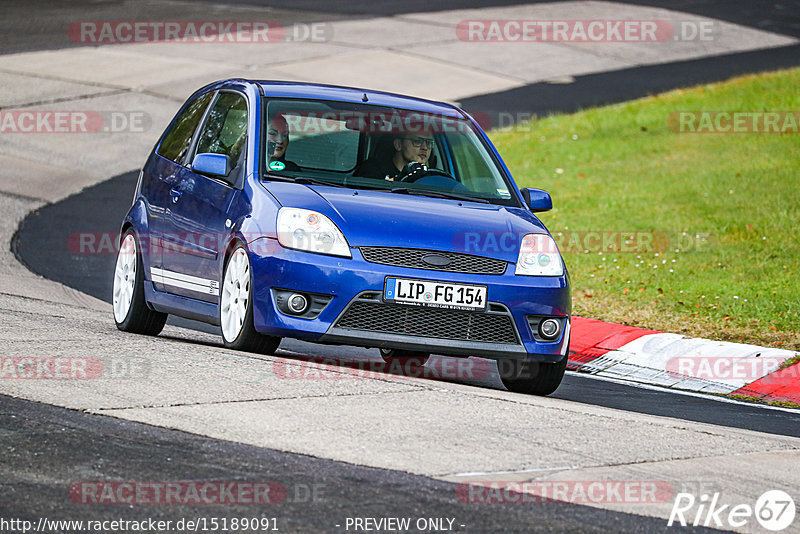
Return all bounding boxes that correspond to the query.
[539,318,561,339]
[288,293,308,314]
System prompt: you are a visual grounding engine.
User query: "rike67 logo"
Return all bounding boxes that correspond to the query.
[668,490,795,531]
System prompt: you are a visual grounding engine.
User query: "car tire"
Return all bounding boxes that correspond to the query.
[498,354,567,396]
[220,245,280,355]
[380,348,430,367]
[113,230,168,336]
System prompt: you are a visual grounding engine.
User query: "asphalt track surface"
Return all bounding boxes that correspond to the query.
[5,2,800,532]
[5,0,800,118]
[8,0,795,39]
[459,43,800,122]
[210,0,800,36]
[5,395,715,534]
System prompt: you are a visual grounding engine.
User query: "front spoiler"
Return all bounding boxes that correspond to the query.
[319,328,564,363]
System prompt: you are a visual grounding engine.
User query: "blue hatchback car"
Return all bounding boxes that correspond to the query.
[112,79,571,395]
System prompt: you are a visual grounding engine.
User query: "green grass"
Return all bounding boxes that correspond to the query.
[780,354,800,370]
[489,68,800,349]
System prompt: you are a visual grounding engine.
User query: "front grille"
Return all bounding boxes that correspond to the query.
[360,247,507,275]
[334,300,519,345]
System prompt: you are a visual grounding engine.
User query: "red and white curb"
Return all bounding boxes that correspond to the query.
[569,317,800,404]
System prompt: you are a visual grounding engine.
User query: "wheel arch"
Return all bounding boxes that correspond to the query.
[119,221,134,243]
[222,235,248,270]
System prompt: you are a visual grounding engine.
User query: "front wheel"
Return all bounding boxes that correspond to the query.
[112,230,167,335]
[220,246,280,354]
[498,355,567,396]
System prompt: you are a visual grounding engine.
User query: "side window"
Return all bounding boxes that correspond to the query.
[195,92,248,164]
[157,92,214,164]
[449,134,499,194]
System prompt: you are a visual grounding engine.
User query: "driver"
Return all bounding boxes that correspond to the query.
[358,132,434,181]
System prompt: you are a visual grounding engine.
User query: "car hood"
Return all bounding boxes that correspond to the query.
[263,182,552,262]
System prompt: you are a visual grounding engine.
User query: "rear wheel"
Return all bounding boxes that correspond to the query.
[220,246,280,354]
[498,355,567,396]
[113,230,167,335]
[380,348,430,367]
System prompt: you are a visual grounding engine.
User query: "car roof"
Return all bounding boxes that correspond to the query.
[252,80,465,118]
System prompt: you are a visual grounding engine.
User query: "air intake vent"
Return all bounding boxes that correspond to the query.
[335,300,519,345]
[360,247,506,275]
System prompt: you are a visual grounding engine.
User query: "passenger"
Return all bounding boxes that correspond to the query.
[267,113,301,172]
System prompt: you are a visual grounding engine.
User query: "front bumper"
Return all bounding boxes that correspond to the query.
[249,240,571,362]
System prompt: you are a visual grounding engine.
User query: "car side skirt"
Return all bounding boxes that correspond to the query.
[144,284,220,326]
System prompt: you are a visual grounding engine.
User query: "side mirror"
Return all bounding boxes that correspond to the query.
[191,153,231,178]
[520,188,553,212]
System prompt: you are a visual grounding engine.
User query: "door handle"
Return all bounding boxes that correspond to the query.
[170,188,182,203]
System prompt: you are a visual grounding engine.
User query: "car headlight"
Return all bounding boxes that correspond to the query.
[277,208,351,258]
[515,233,564,276]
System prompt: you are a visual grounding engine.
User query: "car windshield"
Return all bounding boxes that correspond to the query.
[262,98,518,206]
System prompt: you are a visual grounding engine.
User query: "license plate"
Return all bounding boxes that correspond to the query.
[383,278,487,311]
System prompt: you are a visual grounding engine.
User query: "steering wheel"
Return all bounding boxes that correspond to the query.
[398,162,457,183]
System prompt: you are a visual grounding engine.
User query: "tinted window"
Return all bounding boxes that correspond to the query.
[267,102,360,171]
[450,134,509,196]
[262,98,516,206]
[196,92,248,164]
[157,92,214,164]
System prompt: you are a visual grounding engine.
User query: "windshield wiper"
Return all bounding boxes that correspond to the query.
[292,176,349,188]
[389,187,490,204]
[266,174,390,191]
[264,174,348,188]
